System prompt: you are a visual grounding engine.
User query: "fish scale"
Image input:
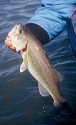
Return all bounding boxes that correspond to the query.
[25,38,63,102]
[5,24,74,115]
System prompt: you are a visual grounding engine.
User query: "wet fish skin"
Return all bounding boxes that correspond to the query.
[5,24,73,115]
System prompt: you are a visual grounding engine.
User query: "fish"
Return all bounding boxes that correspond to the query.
[5,24,73,115]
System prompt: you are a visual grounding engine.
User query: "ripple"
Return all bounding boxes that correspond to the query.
[0,0,76,124]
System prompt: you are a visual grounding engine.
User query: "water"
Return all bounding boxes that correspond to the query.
[0,0,76,125]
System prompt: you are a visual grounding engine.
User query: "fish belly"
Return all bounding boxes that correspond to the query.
[26,44,64,103]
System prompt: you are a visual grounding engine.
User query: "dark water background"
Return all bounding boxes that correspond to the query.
[0,0,76,125]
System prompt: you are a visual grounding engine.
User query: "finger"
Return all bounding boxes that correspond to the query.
[5,40,12,46]
[5,37,12,46]
[9,45,16,51]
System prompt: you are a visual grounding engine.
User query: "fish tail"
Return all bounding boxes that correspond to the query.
[54,101,73,115]
[62,102,73,113]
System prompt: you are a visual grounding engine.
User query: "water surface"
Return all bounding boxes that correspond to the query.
[0,0,76,125]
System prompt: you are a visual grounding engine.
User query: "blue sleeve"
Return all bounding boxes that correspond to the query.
[28,0,76,41]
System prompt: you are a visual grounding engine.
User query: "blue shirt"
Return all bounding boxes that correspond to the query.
[28,0,76,40]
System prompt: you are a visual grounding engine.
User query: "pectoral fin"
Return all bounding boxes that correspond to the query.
[38,82,49,97]
[20,62,27,72]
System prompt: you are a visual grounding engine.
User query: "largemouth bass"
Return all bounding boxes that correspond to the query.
[5,24,73,115]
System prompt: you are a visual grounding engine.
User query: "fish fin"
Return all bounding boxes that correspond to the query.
[20,62,26,72]
[54,69,64,83]
[62,102,73,114]
[38,82,49,97]
[54,101,73,116]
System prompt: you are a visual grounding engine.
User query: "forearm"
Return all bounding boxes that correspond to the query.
[26,0,76,44]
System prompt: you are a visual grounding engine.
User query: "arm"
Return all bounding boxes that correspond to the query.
[5,0,76,49]
[26,0,76,44]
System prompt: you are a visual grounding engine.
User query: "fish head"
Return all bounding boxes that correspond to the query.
[5,24,28,52]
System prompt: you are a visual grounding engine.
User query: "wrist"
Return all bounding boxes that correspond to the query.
[25,23,49,45]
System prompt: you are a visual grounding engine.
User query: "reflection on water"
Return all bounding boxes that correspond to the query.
[0,0,76,125]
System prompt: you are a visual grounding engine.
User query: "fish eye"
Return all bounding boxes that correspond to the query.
[20,29,23,34]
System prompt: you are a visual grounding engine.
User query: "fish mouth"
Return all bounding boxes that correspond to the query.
[5,36,16,51]
[5,35,27,53]
[5,24,27,52]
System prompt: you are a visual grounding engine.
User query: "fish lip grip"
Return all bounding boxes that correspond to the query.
[66,8,76,58]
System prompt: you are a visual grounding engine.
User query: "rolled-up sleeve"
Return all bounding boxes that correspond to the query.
[28,0,76,41]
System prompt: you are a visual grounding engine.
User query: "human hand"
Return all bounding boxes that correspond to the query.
[5,36,16,52]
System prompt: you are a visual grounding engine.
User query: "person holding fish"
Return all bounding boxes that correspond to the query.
[6,0,76,54]
[5,0,76,115]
